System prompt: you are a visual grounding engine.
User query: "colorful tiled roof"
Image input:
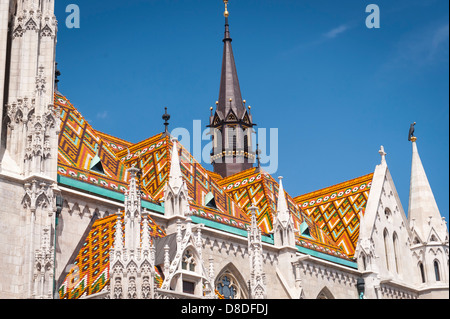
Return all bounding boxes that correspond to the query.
[117,135,251,231]
[94,129,133,155]
[58,213,166,299]
[55,91,356,267]
[55,94,147,199]
[218,168,353,261]
[56,92,250,232]
[294,173,374,257]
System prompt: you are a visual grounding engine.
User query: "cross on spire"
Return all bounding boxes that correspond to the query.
[379,145,387,164]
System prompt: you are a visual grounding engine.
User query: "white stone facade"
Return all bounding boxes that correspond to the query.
[0,0,448,300]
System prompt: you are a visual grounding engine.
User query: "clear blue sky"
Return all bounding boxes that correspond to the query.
[54,0,449,226]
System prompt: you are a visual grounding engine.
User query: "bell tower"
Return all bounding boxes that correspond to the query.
[208,0,256,178]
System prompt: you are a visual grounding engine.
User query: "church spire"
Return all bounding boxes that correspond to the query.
[408,136,447,242]
[217,0,245,120]
[209,1,256,178]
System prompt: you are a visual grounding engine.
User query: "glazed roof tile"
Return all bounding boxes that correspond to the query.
[218,168,353,261]
[294,173,374,257]
[58,213,166,299]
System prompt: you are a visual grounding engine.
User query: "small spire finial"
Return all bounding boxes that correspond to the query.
[224,0,229,18]
[162,107,171,135]
[379,145,387,164]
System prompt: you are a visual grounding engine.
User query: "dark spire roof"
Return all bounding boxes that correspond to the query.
[217,4,245,120]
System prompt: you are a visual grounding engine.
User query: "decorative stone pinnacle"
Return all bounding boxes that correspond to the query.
[379,145,387,164]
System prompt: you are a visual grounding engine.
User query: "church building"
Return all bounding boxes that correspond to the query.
[0,0,448,299]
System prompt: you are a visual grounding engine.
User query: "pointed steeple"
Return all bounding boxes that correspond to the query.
[273,177,296,248]
[168,138,184,191]
[276,177,291,226]
[164,138,190,220]
[217,0,245,120]
[209,1,256,178]
[408,137,447,241]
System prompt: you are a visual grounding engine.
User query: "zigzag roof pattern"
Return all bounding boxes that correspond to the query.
[94,129,133,155]
[294,173,374,257]
[117,134,252,230]
[55,91,359,268]
[55,93,157,201]
[58,213,166,299]
[217,168,352,260]
[56,92,250,230]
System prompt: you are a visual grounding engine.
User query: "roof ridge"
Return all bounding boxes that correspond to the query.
[94,129,133,145]
[294,173,374,202]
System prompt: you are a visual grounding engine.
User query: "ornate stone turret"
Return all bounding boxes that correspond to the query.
[164,138,190,223]
[248,205,267,299]
[1,0,59,179]
[110,167,156,299]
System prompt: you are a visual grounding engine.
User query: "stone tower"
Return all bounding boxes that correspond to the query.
[208,0,256,178]
[0,0,59,299]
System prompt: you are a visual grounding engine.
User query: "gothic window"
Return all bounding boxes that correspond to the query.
[434,260,441,282]
[362,254,367,271]
[383,229,390,271]
[181,250,196,272]
[393,232,400,274]
[227,126,237,151]
[217,275,238,299]
[419,262,426,283]
[215,266,247,299]
[316,287,334,299]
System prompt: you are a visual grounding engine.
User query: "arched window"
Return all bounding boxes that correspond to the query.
[419,262,426,283]
[243,134,249,152]
[316,287,335,299]
[383,229,390,271]
[215,264,248,299]
[181,250,196,272]
[393,232,400,273]
[434,260,441,282]
[362,255,367,271]
[227,126,237,151]
[216,272,241,299]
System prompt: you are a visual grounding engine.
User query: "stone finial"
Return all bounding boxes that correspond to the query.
[379,145,387,164]
[162,107,170,135]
